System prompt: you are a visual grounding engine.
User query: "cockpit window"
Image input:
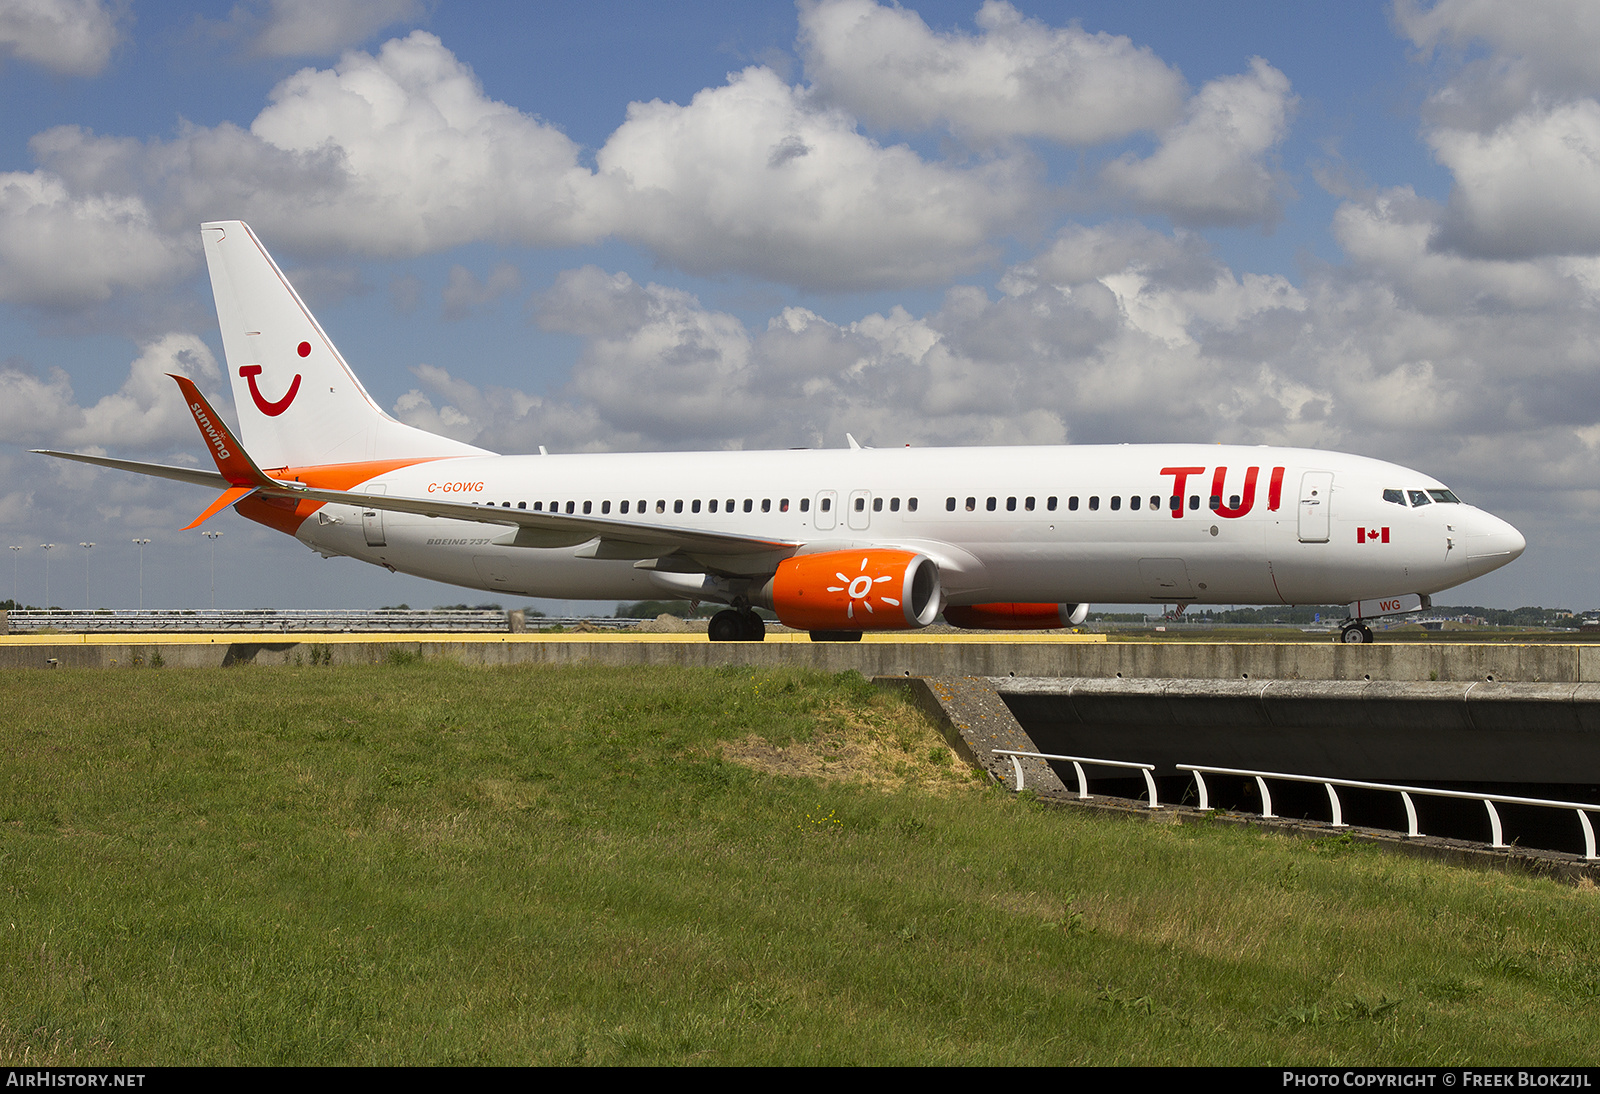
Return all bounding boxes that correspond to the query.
[1408,490,1432,506]
[1427,489,1461,504]
[1383,489,1405,505]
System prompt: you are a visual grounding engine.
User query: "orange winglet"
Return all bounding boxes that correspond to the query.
[169,373,270,487]
[183,485,255,530]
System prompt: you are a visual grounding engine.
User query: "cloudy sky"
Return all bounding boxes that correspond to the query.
[1,0,1595,613]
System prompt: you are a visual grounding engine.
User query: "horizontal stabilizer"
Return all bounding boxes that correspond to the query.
[33,450,230,489]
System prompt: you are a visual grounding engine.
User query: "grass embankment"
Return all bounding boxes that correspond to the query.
[2,663,1597,1065]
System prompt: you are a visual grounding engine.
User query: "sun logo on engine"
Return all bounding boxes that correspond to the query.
[827,556,902,620]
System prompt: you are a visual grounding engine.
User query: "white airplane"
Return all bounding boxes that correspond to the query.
[38,221,1526,643]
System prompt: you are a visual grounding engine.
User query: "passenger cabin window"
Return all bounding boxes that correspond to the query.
[855,497,866,511]
[1047,497,1056,511]
[692,500,701,513]
[873,497,883,512]
[800,498,810,512]
[986,497,997,511]
[656,500,665,513]
[1088,496,1099,511]
[1383,489,1405,505]
[1130,496,1140,510]
[583,501,592,514]
[1025,497,1035,511]
[601,501,610,514]
[1189,495,1200,510]
[674,500,684,513]
[533,502,543,511]
[820,497,831,512]
[907,497,918,512]
[1110,496,1121,511]
[889,498,900,512]
[1068,496,1078,511]
[779,499,789,512]
[966,497,976,511]
[566,501,575,514]
[708,499,717,513]
[947,497,956,511]
[1006,497,1016,511]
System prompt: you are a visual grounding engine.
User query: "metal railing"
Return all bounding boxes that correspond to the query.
[1178,763,1600,860]
[996,749,1600,860]
[994,749,1160,808]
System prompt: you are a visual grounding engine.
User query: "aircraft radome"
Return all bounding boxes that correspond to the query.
[38,222,1526,644]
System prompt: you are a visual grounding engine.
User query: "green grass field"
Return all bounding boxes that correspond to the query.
[3,662,1598,1065]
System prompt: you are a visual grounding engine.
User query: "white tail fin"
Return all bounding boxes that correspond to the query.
[200,221,490,469]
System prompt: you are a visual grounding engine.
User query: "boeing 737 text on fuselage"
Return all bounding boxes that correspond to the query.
[38,222,1526,643]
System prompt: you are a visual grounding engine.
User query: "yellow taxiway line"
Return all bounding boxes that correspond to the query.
[0,630,1107,646]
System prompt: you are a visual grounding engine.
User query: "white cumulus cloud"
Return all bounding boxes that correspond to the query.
[1101,58,1294,229]
[797,0,1184,145]
[250,0,427,57]
[0,170,191,306]
[0,0,119,76]
[596,65,1036,288]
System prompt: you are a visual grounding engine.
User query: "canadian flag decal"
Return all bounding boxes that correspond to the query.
[1357,527,1390,544]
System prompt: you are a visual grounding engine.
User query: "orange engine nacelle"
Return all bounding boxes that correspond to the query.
[766,549,943,631]
[945,602,1089,630]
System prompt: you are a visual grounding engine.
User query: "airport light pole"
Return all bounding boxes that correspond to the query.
[201,531,222,609]
[9,545,19,609]
[79,542,94,609]
[40,543,54,608]
[132,539,150,610]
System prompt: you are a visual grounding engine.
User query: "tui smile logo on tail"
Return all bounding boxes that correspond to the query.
[239,341,307,416]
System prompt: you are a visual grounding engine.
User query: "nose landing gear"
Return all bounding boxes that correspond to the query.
[1339,621,1374,644]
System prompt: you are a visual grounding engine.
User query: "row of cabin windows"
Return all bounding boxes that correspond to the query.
[480,496,927,516]
[477,493,1255,517]
[943,494,1241,513]
[490,498,793,515]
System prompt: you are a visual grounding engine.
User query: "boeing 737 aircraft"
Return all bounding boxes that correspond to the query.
[38,222,1526,643]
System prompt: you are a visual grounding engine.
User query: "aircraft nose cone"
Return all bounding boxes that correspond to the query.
[1464,512,1525,570]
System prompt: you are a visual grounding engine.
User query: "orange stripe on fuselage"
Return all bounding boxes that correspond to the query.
[234,456,455,536]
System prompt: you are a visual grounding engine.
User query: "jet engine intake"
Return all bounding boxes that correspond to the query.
[762,549,942,631]
[945,602,1089,630]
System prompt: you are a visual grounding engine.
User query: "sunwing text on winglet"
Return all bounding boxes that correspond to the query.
[35,220,1525,644]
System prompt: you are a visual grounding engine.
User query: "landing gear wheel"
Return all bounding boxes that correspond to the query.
[809,630,863,642]
[1339,622,1374,644]
[709,610,745,642]
[739,611,766,641]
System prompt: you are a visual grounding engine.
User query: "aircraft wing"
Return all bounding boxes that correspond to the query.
[34,450,232,490]
[259,481,802,562]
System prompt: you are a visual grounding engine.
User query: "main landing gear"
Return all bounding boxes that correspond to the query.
[708,608,767,642]
[1339,621,1375,644]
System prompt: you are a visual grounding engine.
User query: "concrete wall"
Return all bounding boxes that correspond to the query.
[2,635,1598,681]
